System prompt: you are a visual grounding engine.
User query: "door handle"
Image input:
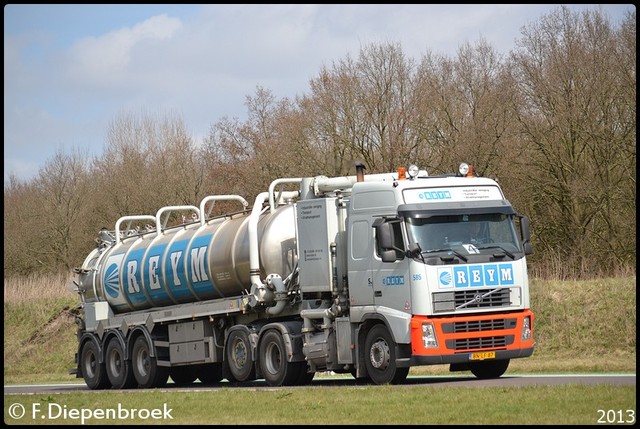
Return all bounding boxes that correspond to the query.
[374,291,382,297]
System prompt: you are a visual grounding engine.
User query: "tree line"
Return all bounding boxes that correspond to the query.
[4,6,636,279]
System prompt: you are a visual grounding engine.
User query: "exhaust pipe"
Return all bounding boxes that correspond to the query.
[355,161,366,182]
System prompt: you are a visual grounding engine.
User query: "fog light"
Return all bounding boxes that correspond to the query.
[522,316,532,341]
[422,323,438,348]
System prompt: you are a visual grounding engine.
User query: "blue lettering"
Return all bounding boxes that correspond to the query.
[440,264,515,288]
[383,275,405,286]
[418,190,452,201]
[469,265,483,287]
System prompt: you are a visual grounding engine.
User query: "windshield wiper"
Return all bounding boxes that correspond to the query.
[476,245,515,259]
[423,248,468,262]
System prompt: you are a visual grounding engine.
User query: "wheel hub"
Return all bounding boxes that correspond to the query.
[369,340,390,370]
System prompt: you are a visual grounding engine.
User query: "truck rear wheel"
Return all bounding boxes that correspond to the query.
[80,339,110,390]
[131,335,168,388]
[469,359,510,379]
[105,337,136,389]
[259,330,304,386]
[364,325,409,385]
[226,329,256,382]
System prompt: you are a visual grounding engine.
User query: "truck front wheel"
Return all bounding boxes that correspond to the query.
[364,325,409,385]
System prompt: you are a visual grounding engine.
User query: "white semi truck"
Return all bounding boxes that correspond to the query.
[70,162,535,388]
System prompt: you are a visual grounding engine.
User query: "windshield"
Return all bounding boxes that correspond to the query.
[405,213,521,254]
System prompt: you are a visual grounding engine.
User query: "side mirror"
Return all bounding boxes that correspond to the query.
[381,250,397,263]
[373,219,393,249]
[373,218,404,262]
[519,215,533,255]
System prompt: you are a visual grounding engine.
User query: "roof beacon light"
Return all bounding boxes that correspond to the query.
[458,162,470,176]
[407,164,420,179]
[397,167,407,180]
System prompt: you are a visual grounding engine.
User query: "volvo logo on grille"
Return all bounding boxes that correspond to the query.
[473,293,483,303]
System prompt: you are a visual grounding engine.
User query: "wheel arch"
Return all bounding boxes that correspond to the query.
[77,332,104,373]
[102,330,128,360]
[126,326,155,358]
[355,312,412,376]
[225,324,259,361]
[257,320,305,364]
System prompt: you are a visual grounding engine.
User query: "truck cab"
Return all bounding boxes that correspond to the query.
[343,163,534,382]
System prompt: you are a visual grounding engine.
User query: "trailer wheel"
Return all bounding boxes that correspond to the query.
[170,366,198,386]
[469,359,510,379]
[259,330,304,387]
[226,329,256,382]
[364,325,409,385]
[131,336,168,388]
[80,339,110,390]
[197,363,223,385]
[105,337,136,389]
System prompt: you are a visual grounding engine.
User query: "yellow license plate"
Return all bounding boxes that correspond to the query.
[470,351,496,360]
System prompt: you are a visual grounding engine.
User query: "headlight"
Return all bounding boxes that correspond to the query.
[422,323,438,348]
[407,164,420,179]
[521,316,532,341]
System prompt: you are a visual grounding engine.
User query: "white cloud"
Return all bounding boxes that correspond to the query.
[66,14,182,86]
[4,4,634,183]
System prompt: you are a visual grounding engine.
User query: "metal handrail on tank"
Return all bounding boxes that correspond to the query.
[115,215,157,245]
[199,195,249,226]
[268,178,302,213]
[155,205,200,233]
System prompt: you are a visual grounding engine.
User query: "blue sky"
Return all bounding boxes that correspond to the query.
[4,4,634,183]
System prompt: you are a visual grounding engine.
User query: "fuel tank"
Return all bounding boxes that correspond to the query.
[76,205,296,313]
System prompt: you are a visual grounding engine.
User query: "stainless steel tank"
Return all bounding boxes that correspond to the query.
[76,205,296,313]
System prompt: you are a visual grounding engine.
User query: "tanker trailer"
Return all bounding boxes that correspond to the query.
[71,192,306,389]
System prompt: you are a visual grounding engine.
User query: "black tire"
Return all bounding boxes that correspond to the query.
[226,329,256,382]
[259,330,303,387]
[197,363,223,385]
[170,365,198,386]
[364,325,409,385]
[105,337,136,389]
[469,359,510,379]
[131,335,169,388]
[80,339,111,390]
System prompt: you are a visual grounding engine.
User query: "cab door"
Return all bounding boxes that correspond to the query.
[371,218,412,312]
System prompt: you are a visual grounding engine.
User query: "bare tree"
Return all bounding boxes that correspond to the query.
[414,38,518,176]
[92,110,209,223]
[509,6,636,276]
[34,149,93,272]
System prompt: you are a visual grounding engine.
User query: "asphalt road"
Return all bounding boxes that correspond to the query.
[4,374,635,394]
